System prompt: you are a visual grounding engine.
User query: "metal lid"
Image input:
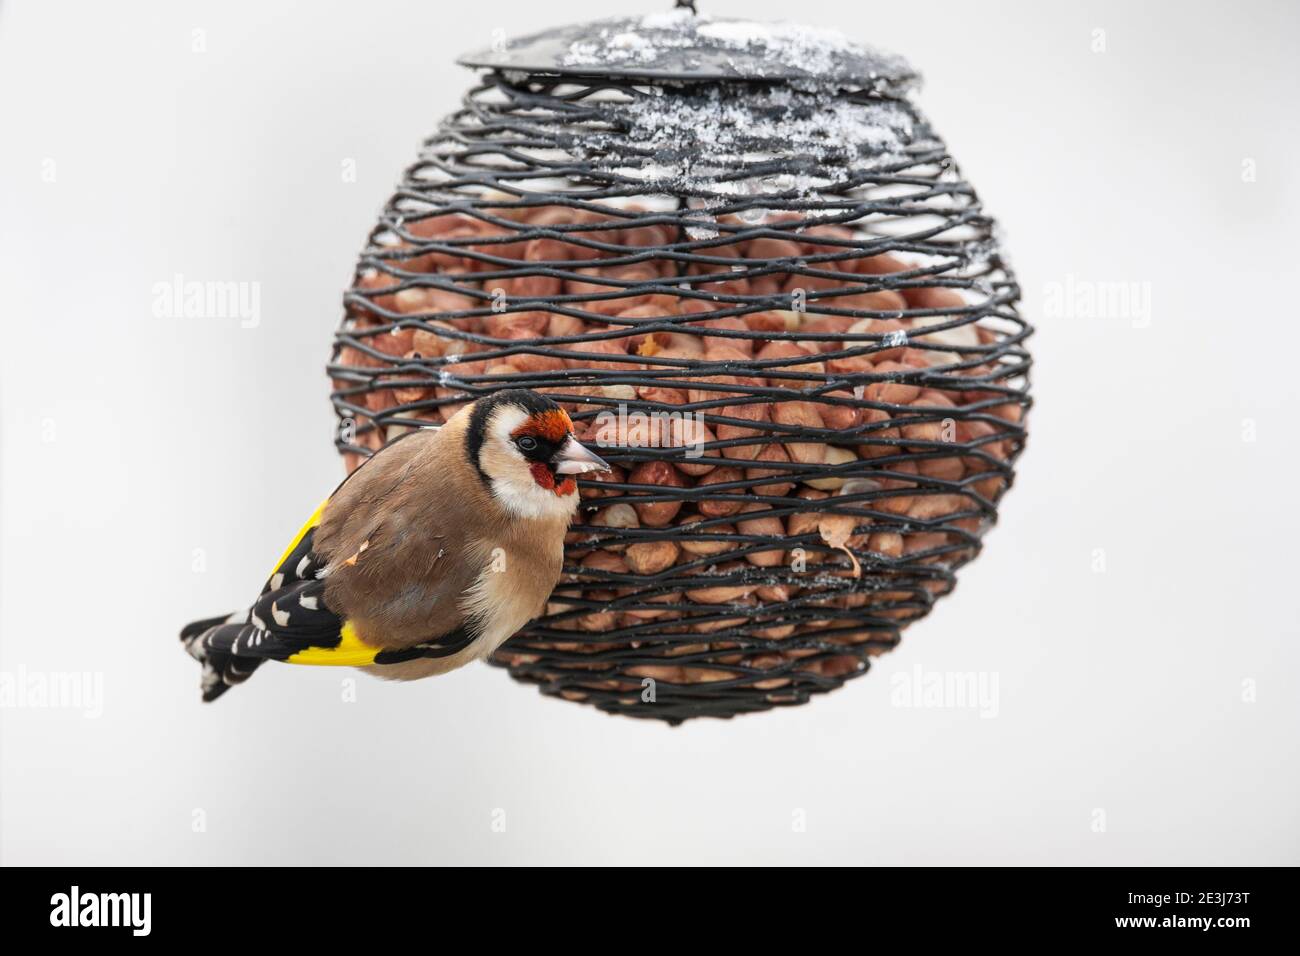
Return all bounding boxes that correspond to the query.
[457,10,918,94]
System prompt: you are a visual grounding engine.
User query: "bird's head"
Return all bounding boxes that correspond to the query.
[466,389,611,519]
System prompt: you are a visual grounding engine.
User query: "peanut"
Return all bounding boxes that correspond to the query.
[563,336,637,373]
[578,463,627,501]
[743,310,801,333]
[907,493,969,521]
[626,460,687,527]
[902,285,966,310]
[854,253,910,275]
[771,400,826,465]
[714,417,768,461]
[685,561,754,603]
[589,502,639,548]
[803,445,859,491]
[746,441,795,497]
[677,516,737,557]
[624,539,682,575]
[546,312,586,338]
[756,340,825,380]
[667,416,717,476]
[736,504,786,568]
[817,390,864,431]
[867,530,904,559]
[696,466,746,517]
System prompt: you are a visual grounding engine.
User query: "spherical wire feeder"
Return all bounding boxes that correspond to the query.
[327,9,1032,724]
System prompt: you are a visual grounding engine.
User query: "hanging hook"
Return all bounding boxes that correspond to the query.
[675,0,698,14]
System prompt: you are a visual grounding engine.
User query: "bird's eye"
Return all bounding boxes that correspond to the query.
[517,436,538,452]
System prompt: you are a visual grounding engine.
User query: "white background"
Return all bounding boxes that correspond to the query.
[2,0,1297,865]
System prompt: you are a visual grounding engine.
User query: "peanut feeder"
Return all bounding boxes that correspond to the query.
[328,8,1032,723]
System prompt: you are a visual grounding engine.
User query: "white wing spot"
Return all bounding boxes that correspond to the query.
[269,573,284,590]
[271,601,291,627]
[296,555,311,578]
[300,594,318,610]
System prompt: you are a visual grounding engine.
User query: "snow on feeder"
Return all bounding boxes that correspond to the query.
[327,7,1032,723]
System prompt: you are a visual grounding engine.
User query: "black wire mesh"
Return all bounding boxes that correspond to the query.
[328,61,1031,724]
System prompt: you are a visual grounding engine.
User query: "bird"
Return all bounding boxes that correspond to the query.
[180,389,610,701]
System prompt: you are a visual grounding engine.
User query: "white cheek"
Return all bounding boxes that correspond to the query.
[490,474,579,520]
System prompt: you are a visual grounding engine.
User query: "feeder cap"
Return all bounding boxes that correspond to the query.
[457,10,918,94]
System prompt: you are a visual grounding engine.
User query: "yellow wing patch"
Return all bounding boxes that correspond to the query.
[269,499,328,579]
[285,621,379,667]
[267,500,382,666]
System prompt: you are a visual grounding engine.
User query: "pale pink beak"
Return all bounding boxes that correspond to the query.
[553,436,611,475]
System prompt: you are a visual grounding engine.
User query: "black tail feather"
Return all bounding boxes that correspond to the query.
[180,613,231,642]
[180,614,265,703]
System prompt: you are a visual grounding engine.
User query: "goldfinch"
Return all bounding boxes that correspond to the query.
[180,389,610,701]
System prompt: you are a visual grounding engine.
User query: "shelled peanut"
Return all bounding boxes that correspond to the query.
[333,203,1026,693]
